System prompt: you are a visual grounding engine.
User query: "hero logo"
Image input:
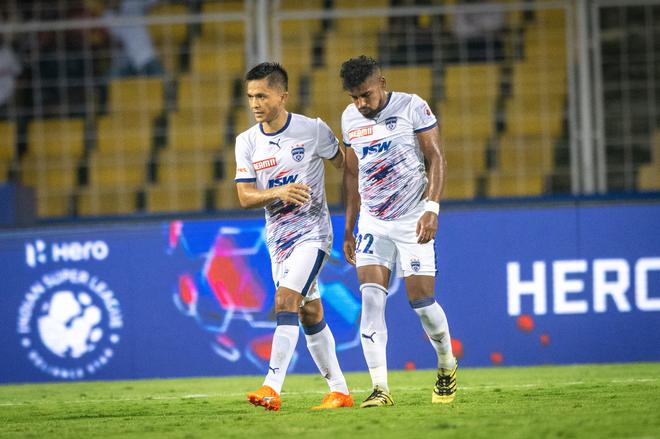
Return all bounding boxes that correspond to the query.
[361,140,392,159]
[26,240,109,268]
[16,268,123,379]
[507,257,660,315]
[268,172,299,188]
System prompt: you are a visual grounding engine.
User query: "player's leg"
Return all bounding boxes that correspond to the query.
[404,270,457,403]
[247,285,301,411]
[299,299,353,409]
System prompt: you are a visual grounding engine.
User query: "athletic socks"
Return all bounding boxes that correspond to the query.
[411,298,456,370]
[263,312,299,394]
[303,319,350,395]
[360,283,389,392]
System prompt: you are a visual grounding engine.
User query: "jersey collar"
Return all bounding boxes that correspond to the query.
[260,112,292,136]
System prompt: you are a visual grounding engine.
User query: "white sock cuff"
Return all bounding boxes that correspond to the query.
[360,283,388,295]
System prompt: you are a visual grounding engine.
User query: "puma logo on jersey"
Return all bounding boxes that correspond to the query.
[361,140,392,159]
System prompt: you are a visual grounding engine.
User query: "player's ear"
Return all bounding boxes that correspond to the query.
[281,91,289,105]
[380,76,386,89]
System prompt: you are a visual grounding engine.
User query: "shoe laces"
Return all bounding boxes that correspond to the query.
[366,387,388,402]
[435,372,456,395]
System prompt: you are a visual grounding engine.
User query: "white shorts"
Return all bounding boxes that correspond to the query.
[355,200,437,277]
[271,241,330,304]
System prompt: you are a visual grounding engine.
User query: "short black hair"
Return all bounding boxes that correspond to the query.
[340,55,380,90]
[245,62,288,91]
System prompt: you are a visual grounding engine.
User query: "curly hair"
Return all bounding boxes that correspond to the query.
[245,62,288,91]
[339,55,381,90]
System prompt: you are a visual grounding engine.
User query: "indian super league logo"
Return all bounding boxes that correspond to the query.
[17,269,123,380]
[411,258,421,272]
[291,147,305,162]
[385,117,398,131]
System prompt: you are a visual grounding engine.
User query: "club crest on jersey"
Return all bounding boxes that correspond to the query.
[411,258,421,272]
[385,117,397,131]
[291,147,305,162]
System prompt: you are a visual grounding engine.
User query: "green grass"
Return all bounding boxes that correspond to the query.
[1,363,659,439]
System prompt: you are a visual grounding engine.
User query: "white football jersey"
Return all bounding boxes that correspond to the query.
[235,112,339,262]
[341,92,437,220]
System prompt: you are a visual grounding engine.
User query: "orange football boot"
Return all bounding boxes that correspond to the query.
[311,392,354,410]
[247,385,281,411]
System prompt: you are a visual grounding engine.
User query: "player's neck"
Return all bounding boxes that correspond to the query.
[261,110,289,134]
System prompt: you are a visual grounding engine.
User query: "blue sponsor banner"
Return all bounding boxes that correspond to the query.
[1,202,659,383]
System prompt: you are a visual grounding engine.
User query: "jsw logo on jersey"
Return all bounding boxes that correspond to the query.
[361,140,392,159]
[268,173,299,188]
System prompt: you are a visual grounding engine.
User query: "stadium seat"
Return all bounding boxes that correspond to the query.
[190,40,245,77]
[308,68,349,137]
[497,134,555,173]
[107,77,165,118]
[34,190,72,218]
[324,161,342,206]
[148,3,189,74]
[384,66,434,101]
[332,0,388,34]
[486,171,545,197]
[167,111,226,151]
[146,183,207,213]
[77,187,138,216]
[443,174,477,200]
[638,131,660,191]
[26,118,85,158]
[0,121,16,161]
[177,74,235,110]
[96,114,154,154]
[324,32,380,70]
[215,160,240,209]
[200,0,246,43]
[87,151,149,188]
[156,149,216,185]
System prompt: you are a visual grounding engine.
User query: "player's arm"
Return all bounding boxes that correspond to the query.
[328,143,346,169]
[342,146,360,265]
[416,125,446,244]
[236,181,311,209]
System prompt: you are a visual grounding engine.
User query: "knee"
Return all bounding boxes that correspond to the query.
[299,300,323,327]
[274,288,302,313]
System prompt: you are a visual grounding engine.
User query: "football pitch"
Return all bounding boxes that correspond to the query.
[1,363,659,439]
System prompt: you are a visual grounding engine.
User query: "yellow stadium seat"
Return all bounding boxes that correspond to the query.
[0,162,9,182]
[308,68,348,137]
[1,121,16,161]
[107,77,164,117]
[443,64,500,102]
[324,161,342,206]
[332,0,388,34]
[35,191,72,218]
[146,183,206,213]
[440,105,496,140]
[498,135,555,173]
[96,114,154,154]
[324,32,380,70]
[233,107,255,136]
[384,66,434,100]
[21,157,78,190]
[638,164,660,191]
[443,174,477,200]
[167,111,226,151]
[177,74,235,110]
[190,40,245,76]
[486,171,545,197]
[88,151,149,188]
[200,1,246,42]
[27,118,85,157]
[148,4,189,44]
[215,160,241,209]
[444,142,488,174]
[156,149,216,184]
[77,187,138,216]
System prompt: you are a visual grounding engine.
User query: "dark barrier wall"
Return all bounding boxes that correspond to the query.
[1,202,659,383]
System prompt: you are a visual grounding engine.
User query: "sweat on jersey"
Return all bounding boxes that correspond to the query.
[342,91,438,220]
[235,112,340,262]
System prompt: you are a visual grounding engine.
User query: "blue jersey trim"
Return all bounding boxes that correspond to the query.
[328,144,341,160]
[260,112,292,136]
[414,122,438,134]
[301,249,326,297]
[235,178,256,183]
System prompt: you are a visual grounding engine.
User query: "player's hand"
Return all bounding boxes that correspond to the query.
[416,211,438,244]
[274,183,311,206]
[343,232,356,266]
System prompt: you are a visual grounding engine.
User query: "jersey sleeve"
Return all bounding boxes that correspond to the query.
[234,134,256,182]
[316,118,340,159]
[410,94,437,133]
